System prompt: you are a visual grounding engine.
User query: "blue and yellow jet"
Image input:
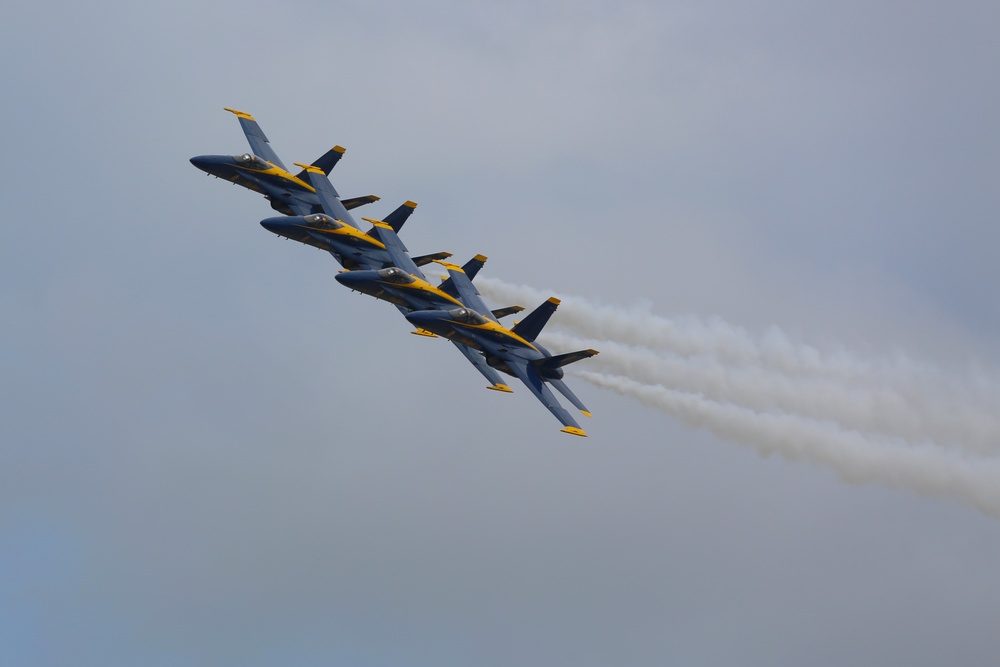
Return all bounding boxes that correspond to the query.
[405,294,598,437]
[333,217,527,392]
[190,108,379,216]
[259,163,451,271]
[252,154,516,391]
[339,251,596,435]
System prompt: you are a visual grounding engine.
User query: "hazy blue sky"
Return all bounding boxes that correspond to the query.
[3,1,1000,665]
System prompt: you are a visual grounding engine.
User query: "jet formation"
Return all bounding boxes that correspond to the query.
[191,109,597,436]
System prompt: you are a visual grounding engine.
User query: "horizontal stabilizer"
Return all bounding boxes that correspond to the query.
[511,297,560,343]
[383,201,418,233]
[412,251,453,267]
[491,305,524,320]
[341,195,381,211]
[532,349,599,373]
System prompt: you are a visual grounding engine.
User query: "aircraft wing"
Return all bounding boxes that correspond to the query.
[364,219,426,280]
[507,359,587,437]
[451,342,513,393]
[225,108,288,171]
[434,258,495,321]
[549,378,592,417]
[300,168,361,229]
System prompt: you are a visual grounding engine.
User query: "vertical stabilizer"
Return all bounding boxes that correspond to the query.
[511,298,560,343]
[382,200,418,233]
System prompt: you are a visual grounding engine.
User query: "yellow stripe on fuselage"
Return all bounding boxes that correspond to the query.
[379,278,464,307]
[451,319,537,351]
[235,163,315,192]
[315,226,386,249]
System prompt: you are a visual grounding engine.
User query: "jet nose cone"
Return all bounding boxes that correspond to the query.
[189,155,212,172]
[260,217,292,235]
[190,154,231,177]
[334,270,373,288]
[404,310,438,326]
[334,272,354,287]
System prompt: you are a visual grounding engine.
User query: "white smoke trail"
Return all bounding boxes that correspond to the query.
[478,277,887,380]
[477,277,1000,516]
[479,277,1000,456]
[578,372,1000,518]
[479,277,1000,392]
[542,331,1000,456]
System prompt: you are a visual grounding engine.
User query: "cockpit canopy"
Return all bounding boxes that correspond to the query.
[302,214,342,230]
[448,308,489,325]
[376,267,416,285]
[233,153,271,170]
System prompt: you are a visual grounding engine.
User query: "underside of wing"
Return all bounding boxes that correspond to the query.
[507,360,586,436]
[452,342,512,392]
[549,378,592,417]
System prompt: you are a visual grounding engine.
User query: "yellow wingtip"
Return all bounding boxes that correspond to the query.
[487,384,513,393]
[333,145,347,154]
[432,259,463,272]
[580,411,593,418]
[547,297,562,306]
[403,200,418,208]
[410,328,438,338]
[223,107,254,120]
[561,426,588,437]
[473,254,488,262]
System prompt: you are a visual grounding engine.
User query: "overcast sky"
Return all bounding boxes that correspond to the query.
[3,1,1000,665]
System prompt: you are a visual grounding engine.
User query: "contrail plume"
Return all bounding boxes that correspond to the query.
[541,331,1000,456]
[478,277,880,379]
[579,372,1000,518]
[478,278,1000,456]
[479,278,1000,391]
[476,277,1000,515]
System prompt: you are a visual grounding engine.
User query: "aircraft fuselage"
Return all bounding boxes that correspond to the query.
[335,269,465,313]
[190,154,320,215]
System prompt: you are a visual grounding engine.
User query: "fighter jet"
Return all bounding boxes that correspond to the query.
[404,283,597,437]
[332,214,527,391]
[190,108,379,216]
[342,249,596,435]
[260,164,450,271]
